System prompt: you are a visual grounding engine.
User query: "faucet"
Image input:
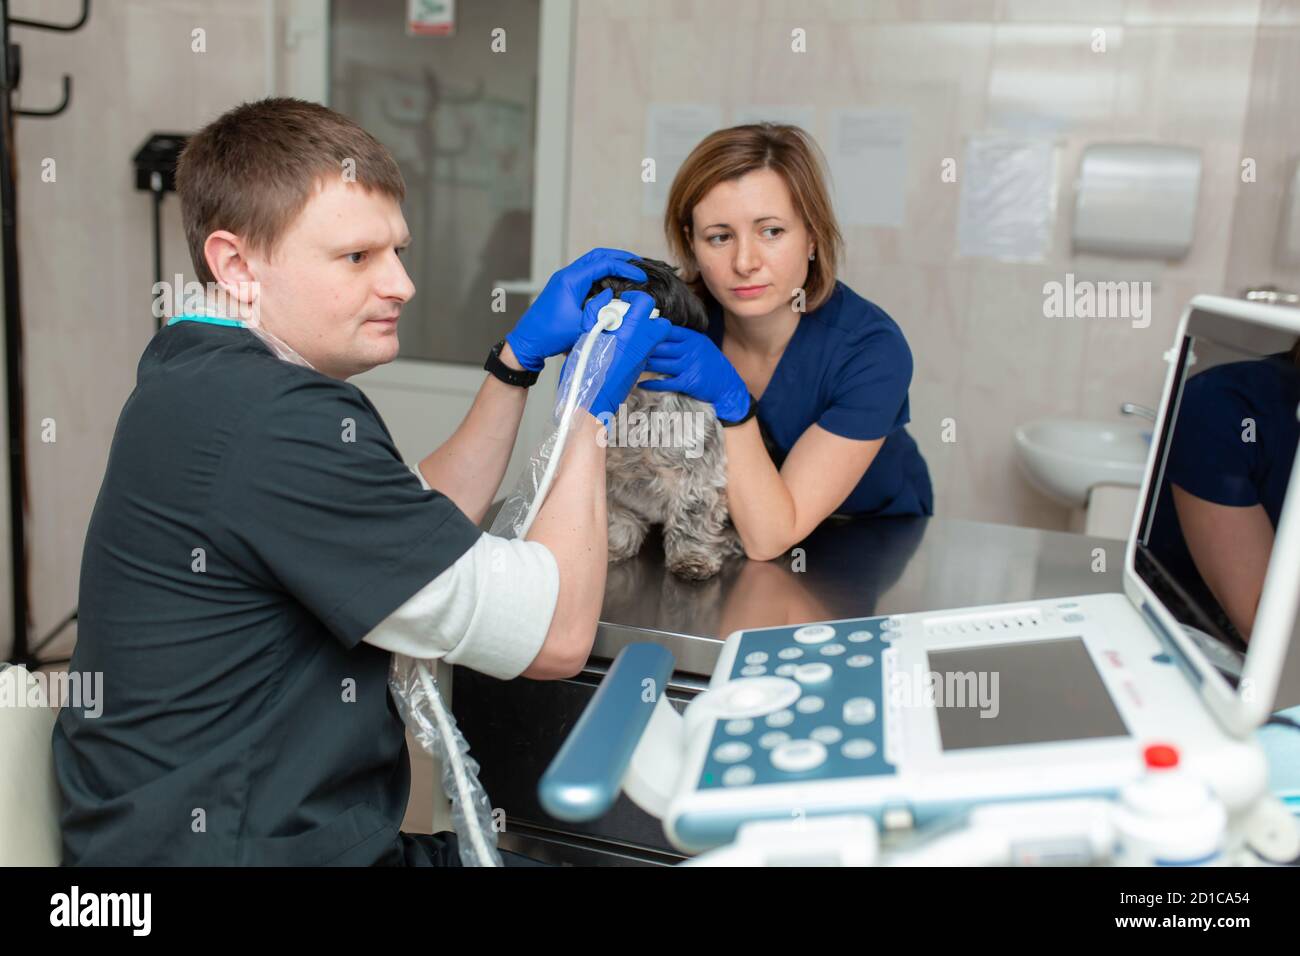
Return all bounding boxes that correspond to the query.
[1241,286,1299,306]
[1120,402,1156,422]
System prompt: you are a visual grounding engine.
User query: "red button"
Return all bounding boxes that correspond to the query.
[1144,743,1179,769]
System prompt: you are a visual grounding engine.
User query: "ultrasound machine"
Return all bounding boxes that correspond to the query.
[539,294,1300,866]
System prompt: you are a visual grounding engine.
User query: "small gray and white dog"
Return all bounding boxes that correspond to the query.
[584,259,745,580]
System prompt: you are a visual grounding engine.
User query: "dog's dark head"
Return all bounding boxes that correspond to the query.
[585,255,783,464]
[583,258,708,332]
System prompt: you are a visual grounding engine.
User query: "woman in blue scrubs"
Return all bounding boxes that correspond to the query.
[640,123,932,560]
[1147,342,1300,643]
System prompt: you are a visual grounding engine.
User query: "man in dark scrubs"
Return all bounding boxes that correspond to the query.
[53,98,669,866]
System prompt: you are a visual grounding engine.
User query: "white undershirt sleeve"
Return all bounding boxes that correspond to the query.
[358,466,559,680]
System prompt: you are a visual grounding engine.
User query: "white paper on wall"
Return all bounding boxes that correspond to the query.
[826,108,911,228]
[732,105,816,131]
[643,104,725,217]
[957,135,1058,262]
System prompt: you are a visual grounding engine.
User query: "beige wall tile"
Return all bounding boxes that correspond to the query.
[1124,0,1262,25]
[1226,25,1300,294]
[987,23,1124,135]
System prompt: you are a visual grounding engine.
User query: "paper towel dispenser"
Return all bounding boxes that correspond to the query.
[1071,143,1201,259]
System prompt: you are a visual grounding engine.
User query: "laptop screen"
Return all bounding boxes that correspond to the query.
[1134,310,1300,691]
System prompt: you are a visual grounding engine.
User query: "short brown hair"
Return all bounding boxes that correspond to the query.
[177,97,405,285]
[664,123,843,313]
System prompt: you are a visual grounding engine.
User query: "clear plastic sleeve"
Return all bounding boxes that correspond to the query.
[491,325,616,539]
[389,655,503,867]
[246,322,317,370]
[393,320,617,864]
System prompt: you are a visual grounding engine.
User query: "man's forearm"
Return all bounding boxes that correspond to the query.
[417,342,531,524]
[521,412,608,678]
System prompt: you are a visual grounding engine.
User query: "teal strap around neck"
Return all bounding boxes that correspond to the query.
[167,314,247,328]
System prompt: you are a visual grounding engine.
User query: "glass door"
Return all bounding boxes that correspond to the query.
[278,0,574,493]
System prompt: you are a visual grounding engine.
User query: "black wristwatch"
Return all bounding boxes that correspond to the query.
[720,393,759,427]
[483,339,540,388]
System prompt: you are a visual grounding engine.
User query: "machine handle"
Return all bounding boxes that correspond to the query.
[538,642,676,822]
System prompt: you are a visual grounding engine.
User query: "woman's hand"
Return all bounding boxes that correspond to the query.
[505,248,647,371]
[564,290,672,420]
[638,325,751,422]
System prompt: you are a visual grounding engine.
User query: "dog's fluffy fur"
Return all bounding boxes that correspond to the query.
[584,259,745,579]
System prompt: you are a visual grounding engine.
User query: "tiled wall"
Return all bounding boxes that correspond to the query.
[1226,1,1300,294]
[4,0,1297,655]
[9,0,270,654]
[566,0,1298,530]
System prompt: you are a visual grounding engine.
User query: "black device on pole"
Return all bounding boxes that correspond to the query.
[1,1,90,667]
[133,133,187,331]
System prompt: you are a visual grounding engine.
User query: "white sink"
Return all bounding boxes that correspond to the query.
[1014,418,1152,508]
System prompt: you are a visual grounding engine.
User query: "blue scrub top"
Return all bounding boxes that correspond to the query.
[705,280,933,517]
[1147,351,1300,629]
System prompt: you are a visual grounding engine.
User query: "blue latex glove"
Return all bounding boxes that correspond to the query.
[563,289,671,421]
[637,324,751,422]
[505,248,648,371]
